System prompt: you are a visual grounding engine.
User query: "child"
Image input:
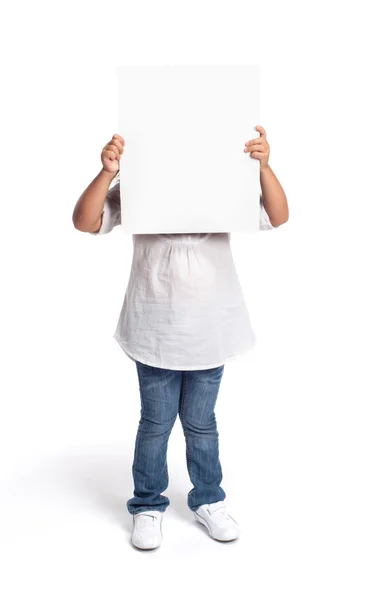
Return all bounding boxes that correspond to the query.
[72,127,288,550]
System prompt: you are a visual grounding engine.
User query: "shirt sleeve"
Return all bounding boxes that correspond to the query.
[259,194,275,230]
[89,182,121,235]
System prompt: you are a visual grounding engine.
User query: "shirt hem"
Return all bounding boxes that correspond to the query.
[113,334,256,370]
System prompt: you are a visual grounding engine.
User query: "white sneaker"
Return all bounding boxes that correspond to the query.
[131,510,163,550]
[194,501,240,542]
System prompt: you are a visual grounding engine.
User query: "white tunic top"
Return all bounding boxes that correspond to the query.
[92,182,275,370]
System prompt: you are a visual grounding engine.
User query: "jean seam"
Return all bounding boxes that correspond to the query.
[179,372,192,499]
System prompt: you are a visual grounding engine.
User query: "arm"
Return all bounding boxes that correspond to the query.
[260,165,289,227]
[72,168,117,233]
[245,125,289,227]
[72,133,125,233]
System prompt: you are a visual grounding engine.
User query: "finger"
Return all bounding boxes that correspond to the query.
[245,144,267,153]
[112,137,125,154]
[112,134,125,145]
[245,137,265,148]
[107,139,124,154]
[245,139,265,149]
[250,151,266,158]
[105,143,121,158]
[102,150,117,161]
[255,125,267,138]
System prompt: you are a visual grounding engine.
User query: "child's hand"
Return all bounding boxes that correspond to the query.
[101,134,125,173]
[244,125,270,170]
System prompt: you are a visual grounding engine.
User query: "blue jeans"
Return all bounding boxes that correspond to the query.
[127,360,226,515]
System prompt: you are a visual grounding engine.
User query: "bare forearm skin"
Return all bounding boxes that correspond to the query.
[72,168,117,232]
[260,165,289,227]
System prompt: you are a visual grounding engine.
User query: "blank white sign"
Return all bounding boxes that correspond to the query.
[117,64,261,234]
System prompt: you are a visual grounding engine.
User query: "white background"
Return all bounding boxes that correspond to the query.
[118,64,261,233]
[1,1,372,598]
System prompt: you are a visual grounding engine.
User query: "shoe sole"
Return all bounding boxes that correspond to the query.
[131,514,163,551]
[194,511,239,542]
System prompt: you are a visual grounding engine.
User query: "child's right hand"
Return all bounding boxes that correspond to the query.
[101,134,125,173]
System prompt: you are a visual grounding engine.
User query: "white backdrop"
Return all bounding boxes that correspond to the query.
[1,1,372,599]
[117,64,260,233]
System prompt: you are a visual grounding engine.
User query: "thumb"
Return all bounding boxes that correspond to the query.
[255,125,266,138]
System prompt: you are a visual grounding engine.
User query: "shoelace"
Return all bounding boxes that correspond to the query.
[208,505,237,526]
[138,514,158,530]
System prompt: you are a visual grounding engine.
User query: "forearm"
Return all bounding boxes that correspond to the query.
[72,168,117,232]
[260,165,289,226]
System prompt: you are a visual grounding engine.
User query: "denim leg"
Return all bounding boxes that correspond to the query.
[179,365,226,511]
[127,361,181,515]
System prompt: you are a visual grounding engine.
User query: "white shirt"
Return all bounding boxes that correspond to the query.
[92,182,275,370]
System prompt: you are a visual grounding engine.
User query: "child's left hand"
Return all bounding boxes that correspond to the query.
[244,125,270,170]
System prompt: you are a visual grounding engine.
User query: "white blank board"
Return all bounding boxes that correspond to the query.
[117,65,261,234]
